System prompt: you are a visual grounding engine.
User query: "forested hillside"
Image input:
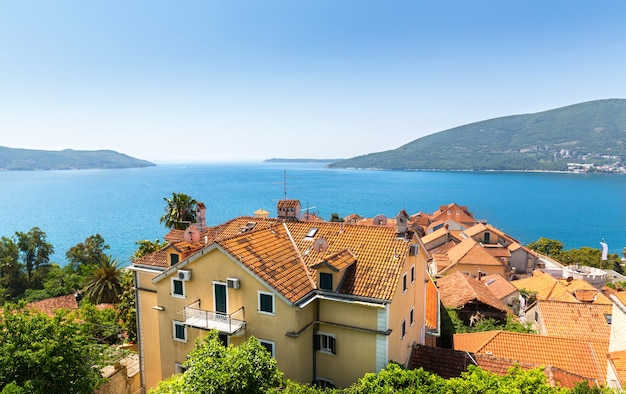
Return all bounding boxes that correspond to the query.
[328,99,626,172]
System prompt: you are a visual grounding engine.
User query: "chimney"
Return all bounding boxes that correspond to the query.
[196,202,206,231]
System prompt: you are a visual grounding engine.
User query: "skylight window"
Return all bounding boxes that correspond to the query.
[306,227,319,238]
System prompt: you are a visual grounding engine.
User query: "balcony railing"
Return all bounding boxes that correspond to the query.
[182,303,245,335]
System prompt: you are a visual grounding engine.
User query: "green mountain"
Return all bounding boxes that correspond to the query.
[328,99,626,172]
[0,146,156,170]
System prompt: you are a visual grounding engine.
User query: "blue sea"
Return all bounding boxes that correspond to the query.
[0,162,624,267]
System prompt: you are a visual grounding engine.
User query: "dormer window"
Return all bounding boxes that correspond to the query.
[170,253,179,266]
[320,272,333,291]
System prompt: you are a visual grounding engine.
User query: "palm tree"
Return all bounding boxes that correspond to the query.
[160,192,198,230]
[83,255,123,304]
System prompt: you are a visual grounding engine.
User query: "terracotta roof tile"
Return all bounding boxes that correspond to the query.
[425,276,438,330]
[512,270,612,305]
[27,294,79,316]
[608,350,626,388]
[536,300,612,341]
[481,274,518,300]
[437,272,510,313]
[453,331,608,383]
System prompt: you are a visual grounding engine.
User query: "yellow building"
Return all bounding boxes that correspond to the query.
[131,203,438,390]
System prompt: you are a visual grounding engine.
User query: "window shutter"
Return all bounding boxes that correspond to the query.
[330,336,336,354]
[314,334,320,351]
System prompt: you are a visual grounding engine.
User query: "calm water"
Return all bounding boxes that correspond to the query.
[0,162,624,266]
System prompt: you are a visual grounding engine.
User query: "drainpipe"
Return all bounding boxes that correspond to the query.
[312,299,319,384]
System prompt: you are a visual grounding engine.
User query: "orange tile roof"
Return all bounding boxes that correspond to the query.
[512,270,612,305]
[536,300,612,341]
[219,223,315,303]
[438,238,504,275]
[608,350,626,388]
[425,275,439,330]
[453,331,608,383]
[147,216,416,304]
[481,274,518,300]
[437,272,510,313]
[311,249,357,272]
[277,199,301,209]
[27,294,79,316]
[430,203,475,225]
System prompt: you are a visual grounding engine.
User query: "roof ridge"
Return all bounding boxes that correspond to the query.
[282,222,317,290]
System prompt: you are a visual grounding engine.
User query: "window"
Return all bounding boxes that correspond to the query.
[410,307,414,326]
[173,321,187,342]
[172,278,185,298]
[175,363,187,374]
[401,319,406,339]
[315,377,335,389]
[170,253,179,266]
[410,265,415,283]
[402,273,407,293]
[258,339,275,357]
[258,291,275,315]
[484,232,491,244]
[320,272,333,291]
[315,333,336,354]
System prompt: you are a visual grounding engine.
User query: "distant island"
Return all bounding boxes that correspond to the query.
[327,99,626,173]
[0,146,155,170]
[264,158,343,163]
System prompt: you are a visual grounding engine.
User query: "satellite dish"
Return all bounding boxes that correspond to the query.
[373,214,387,226]
[184,225,201,244]
[312,237,329,253]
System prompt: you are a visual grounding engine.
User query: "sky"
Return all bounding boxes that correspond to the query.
[1,1,626,163]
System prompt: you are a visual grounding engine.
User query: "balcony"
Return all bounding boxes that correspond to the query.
[182,301,246,335]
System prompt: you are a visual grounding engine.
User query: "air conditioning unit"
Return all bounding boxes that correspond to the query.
[227,278,240,289]
[177,270,192,281]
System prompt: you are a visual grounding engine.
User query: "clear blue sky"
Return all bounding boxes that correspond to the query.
[1,1,625,163]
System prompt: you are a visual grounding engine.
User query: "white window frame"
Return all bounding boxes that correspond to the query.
[258,291,275,315]
[175,362,187,374]
[171,277,185,299]
[316,332,336,354]
[258,339,276,357]
[173,320,187,343]
[410,265,415,284]
[409,307,414,327]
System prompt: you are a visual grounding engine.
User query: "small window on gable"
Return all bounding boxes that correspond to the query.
[320,272,333,291]
[258,292,275,315]
[456,211,460,215]
[173,321,187,342]
[172,278,185,298]
[410,307,414,326]
[410,265,415,283]
[409,244,419,256]
[402,273,407,293]
[170,253,179,266]
[401,319,406,339]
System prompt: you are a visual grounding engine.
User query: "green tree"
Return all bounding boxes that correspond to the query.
[526,237,564,257]
[160,192,198,230]
[82,255,123,304]
[116,270,137,342]
[346,362,446,393]
[131,239,168,262]
[78,302,122,345]
[149,330,284,394]
[66,234,109,272]
[0,236,26,302]
[0,304,105,393]
[15,227,53,284]
[559,246,623,273]
[329,213,344,222]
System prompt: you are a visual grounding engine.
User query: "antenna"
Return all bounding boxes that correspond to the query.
[272,170,300,200]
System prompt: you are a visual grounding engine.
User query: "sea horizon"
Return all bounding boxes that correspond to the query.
[0,161,623,266]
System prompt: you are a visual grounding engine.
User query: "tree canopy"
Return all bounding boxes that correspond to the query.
[0,304,105,393]
[160,192,198,230]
